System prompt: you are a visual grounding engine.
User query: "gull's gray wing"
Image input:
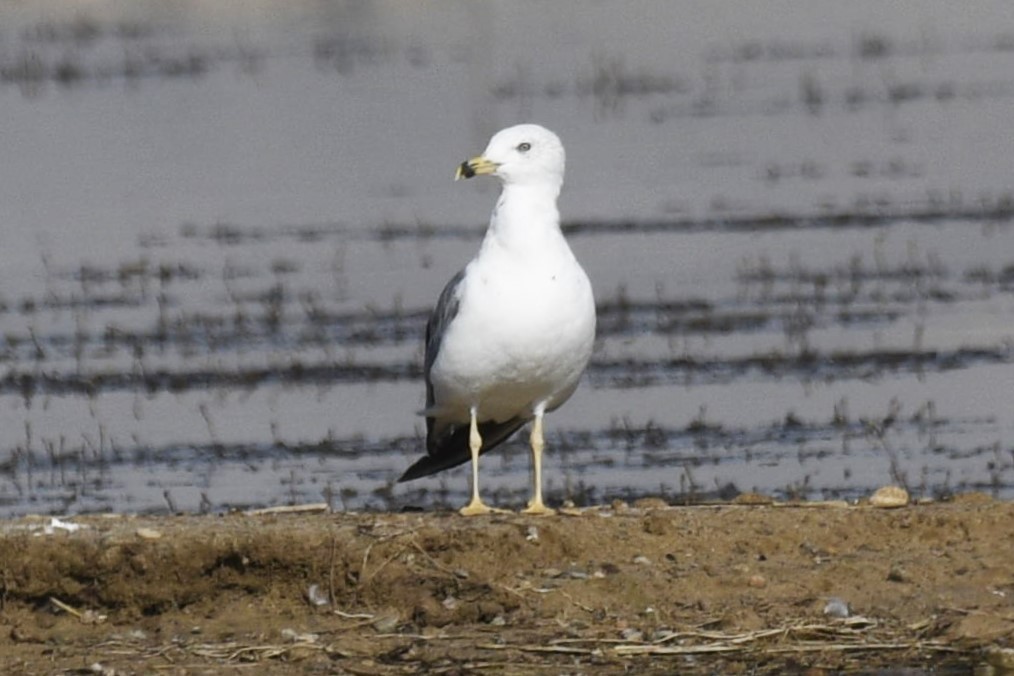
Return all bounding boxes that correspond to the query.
[424,268,467,388]
[421,268,466,455]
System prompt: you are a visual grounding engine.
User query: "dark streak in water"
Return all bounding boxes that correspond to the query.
[164,204,1014,246]
[0,288,915,364]
[0,361,423,398]
[2,346,1008,398]
[591,347,1013,388]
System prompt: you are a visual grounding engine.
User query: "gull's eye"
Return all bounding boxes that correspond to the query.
[517,142,531,152]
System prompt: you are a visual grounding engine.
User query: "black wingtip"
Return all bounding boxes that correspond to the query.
[397,434,473,482]
[397,457,441,483]
[398,417,529,483]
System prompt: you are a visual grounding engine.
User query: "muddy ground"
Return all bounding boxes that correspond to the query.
[1,494,1012,675]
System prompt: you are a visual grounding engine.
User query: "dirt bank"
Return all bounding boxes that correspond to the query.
[1,495,1012,674]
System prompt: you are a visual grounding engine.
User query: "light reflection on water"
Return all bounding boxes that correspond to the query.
[1,1,1013,516]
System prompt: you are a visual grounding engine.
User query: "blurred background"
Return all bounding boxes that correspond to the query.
[1,0,1013,515]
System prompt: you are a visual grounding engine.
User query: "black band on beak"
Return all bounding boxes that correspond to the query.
[457,160,476,179]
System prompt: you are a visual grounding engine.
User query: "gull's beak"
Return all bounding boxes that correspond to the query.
[455,155,499,181]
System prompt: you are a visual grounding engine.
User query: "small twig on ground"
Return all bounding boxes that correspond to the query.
[244,503,328,516]
[49,596,107,624]
[361,542,410,586]
[408,538,460,579]
[49,596,82,618]
[557,588,595,614]
[328,532,338,607]
[477,643,594,655]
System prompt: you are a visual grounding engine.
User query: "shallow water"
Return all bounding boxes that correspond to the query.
[1,1,1013,515]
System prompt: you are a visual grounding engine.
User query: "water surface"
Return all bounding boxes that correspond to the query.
[2,1,1013,515]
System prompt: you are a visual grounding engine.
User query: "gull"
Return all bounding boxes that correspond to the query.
[398,124,596,516]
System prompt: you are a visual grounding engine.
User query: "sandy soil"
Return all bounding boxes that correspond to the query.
[1,494,1012,675]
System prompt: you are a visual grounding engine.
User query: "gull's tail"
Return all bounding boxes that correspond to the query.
[397,417,527,482]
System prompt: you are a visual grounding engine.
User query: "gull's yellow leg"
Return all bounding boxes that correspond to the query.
[522,409,555,515]
[459,408,506,516]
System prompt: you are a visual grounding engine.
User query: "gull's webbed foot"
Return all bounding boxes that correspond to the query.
[521,497,556,516]
[460,497,510,516]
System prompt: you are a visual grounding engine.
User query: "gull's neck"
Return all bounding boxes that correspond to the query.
[481,181,565,258]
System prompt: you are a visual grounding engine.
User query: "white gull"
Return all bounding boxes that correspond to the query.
[398,124,596,516]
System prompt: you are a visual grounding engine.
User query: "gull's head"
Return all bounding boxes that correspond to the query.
[455,124,565,187]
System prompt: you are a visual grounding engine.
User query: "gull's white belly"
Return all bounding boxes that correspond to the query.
[429,255,595,423]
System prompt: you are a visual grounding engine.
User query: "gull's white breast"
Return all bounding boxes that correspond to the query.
[429,237,595,424]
